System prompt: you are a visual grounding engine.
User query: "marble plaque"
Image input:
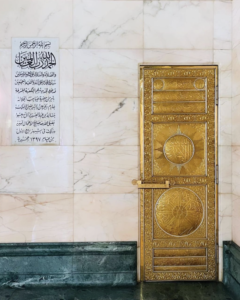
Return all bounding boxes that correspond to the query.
[12,38,59,145]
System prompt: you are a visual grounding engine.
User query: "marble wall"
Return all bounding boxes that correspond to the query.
[0,0,234,282]
[232,0,240,249]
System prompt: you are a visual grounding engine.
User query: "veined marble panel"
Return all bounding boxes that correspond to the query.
[219,98,231,146]
[143,1,213,49]
[233,146,240,248]
[233,0,240,49]
[60,50,73,146]
[0,146,73,194]
[219,146,232,194]
[232,146,240,197]
[74,98,138,146]
[232,44,240,98]
[219,194,232,217]
[232,194,240,246]
[73,0,143,49]
[214,50,231,98]
[143,50,213,64]
[73,49,142,98]
[232,95,240,146]
[214,0,232,50]
[74,194,138,242]
[219,216,232,247]
[61,97,73,146]
[0,194,73,243]
[0,0,72,48]
[74,146,138,193]
[0,49,11,145]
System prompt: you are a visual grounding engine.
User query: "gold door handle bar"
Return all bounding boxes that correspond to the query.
[132,179,170,189]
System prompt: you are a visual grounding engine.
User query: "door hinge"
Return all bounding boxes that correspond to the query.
[215,165,219,184]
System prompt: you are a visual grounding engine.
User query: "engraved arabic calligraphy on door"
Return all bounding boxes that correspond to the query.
[163,134,194,165]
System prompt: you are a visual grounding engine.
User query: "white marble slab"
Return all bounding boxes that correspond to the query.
[219,216,232,247]
[219,146,232,194]
[144,1,213,49]
[0,194,73,242]
[0,0,73,48]
[74,98,139,146]
[233,218,240,247]
[0,49,11,145]
[232,146,240,197]
[214,50,231,98]
[232,148,240,245]
[219,98,231,146]
[219,194,232,217]
[232,44,240,98]
[232,95,240,146]
[74,194,138,242]
[214,1,232,50]
[233,0,240,48]
[0,146,73,194]
[74,146,138,193]
[144,50,213,64]
[60,50,73,145]
[74,0,142,1]
[73,0,143,49]
[74,49,143,98]
[232,194,240,246]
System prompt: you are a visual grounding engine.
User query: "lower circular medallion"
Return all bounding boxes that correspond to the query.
[155,187,204,237]
[163,134,194,165]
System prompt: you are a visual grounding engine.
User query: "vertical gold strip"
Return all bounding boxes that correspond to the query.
[215,66,219,278]
[139,67,144,281]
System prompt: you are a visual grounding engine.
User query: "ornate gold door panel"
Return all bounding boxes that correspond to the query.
[138,66,218,281]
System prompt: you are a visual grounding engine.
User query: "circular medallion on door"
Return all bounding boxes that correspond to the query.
[155,187,204,237]
[163,134,195,165]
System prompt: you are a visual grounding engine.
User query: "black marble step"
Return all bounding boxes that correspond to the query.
[0,282,235,300]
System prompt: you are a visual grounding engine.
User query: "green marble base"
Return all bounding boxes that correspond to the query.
[223,241,240,300]
[0,282,235,300]
[0,242,137,287]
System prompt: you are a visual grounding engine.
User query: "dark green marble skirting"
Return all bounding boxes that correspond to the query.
[0,242,137,287]
[0,282,235,300]
[223,241,240,300]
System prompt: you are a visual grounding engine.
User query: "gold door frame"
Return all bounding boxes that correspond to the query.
[139,65,218,281]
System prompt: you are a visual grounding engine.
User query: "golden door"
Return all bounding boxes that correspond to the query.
[135,65,218,281]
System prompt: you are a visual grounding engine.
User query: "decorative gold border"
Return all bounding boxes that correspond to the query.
[139,65,218,281]
[139,67,145,281]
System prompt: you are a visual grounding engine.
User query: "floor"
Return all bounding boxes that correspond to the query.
[0,282,235,300]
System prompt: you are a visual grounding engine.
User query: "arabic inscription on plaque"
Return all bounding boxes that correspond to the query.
[12,38,59,145]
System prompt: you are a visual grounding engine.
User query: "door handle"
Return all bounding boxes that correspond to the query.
[132,179,170,189]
